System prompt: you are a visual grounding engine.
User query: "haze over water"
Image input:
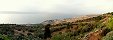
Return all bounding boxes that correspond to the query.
[0,12,89,24]
[0,0,113,24]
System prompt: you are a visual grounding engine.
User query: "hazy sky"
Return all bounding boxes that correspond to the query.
[0,0,113,13]
[0,0,113,24]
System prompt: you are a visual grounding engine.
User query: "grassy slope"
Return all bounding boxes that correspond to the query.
[50,12,113,40]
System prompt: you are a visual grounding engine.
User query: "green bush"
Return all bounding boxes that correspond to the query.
[0,34,11,40]
[51,33,71,40]
[106,17,113,30]
[102,31,113,40]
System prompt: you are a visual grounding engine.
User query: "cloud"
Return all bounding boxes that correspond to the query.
[0,0,113,14]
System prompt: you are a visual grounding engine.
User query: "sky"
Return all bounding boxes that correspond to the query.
[0,0,113,24]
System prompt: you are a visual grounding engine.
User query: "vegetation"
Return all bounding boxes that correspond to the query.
[0,24,44,40]
[102,31,113,40]
[1,12,113,40]
[51,33,70,40]
[106,17,113,30]
[0,34,11,40]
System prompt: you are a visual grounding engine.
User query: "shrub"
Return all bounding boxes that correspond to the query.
[0,34,11,40]
[51,33,71,40]
[102,31,113,40]
[106,17,113,30]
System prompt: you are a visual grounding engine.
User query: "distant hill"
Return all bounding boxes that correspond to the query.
[41,14,99,25]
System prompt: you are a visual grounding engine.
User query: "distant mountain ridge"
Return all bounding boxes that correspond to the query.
[41,14,100,25]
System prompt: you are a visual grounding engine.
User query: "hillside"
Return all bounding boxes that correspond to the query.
[41,14,99,25]
[0,12,113,40]
[0,24,45,40]
[44,12,113,40]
